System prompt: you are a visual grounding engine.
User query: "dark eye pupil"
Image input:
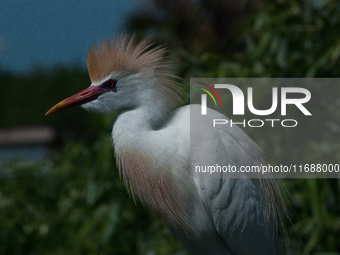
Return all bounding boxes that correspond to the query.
[108,79,116,88]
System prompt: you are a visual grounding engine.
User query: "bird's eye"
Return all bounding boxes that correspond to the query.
[106,79,117,89]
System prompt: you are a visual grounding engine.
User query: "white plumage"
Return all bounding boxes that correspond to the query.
[46,35,288,255]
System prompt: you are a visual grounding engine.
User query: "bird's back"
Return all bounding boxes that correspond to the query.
[165,105,287,255]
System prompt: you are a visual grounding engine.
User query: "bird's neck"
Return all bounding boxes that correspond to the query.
[111,91,197,233]
[111,88,173,171]
[118,86,175,131]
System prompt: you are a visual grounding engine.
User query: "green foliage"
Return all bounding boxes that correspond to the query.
[0,117,187,255]
[242,0,340,78]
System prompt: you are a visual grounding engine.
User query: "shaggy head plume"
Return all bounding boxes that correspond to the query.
[87,35,169,82]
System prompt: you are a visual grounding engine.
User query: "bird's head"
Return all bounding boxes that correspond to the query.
[45,35,185,116]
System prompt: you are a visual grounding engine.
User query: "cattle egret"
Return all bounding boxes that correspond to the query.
[46,35,288,255]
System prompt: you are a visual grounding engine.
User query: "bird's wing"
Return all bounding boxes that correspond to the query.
[190,106,277,255]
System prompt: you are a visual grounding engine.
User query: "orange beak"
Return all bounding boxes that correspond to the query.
[45,85,111,116]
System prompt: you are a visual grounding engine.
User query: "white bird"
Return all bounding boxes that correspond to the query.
[46,35,288,255]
